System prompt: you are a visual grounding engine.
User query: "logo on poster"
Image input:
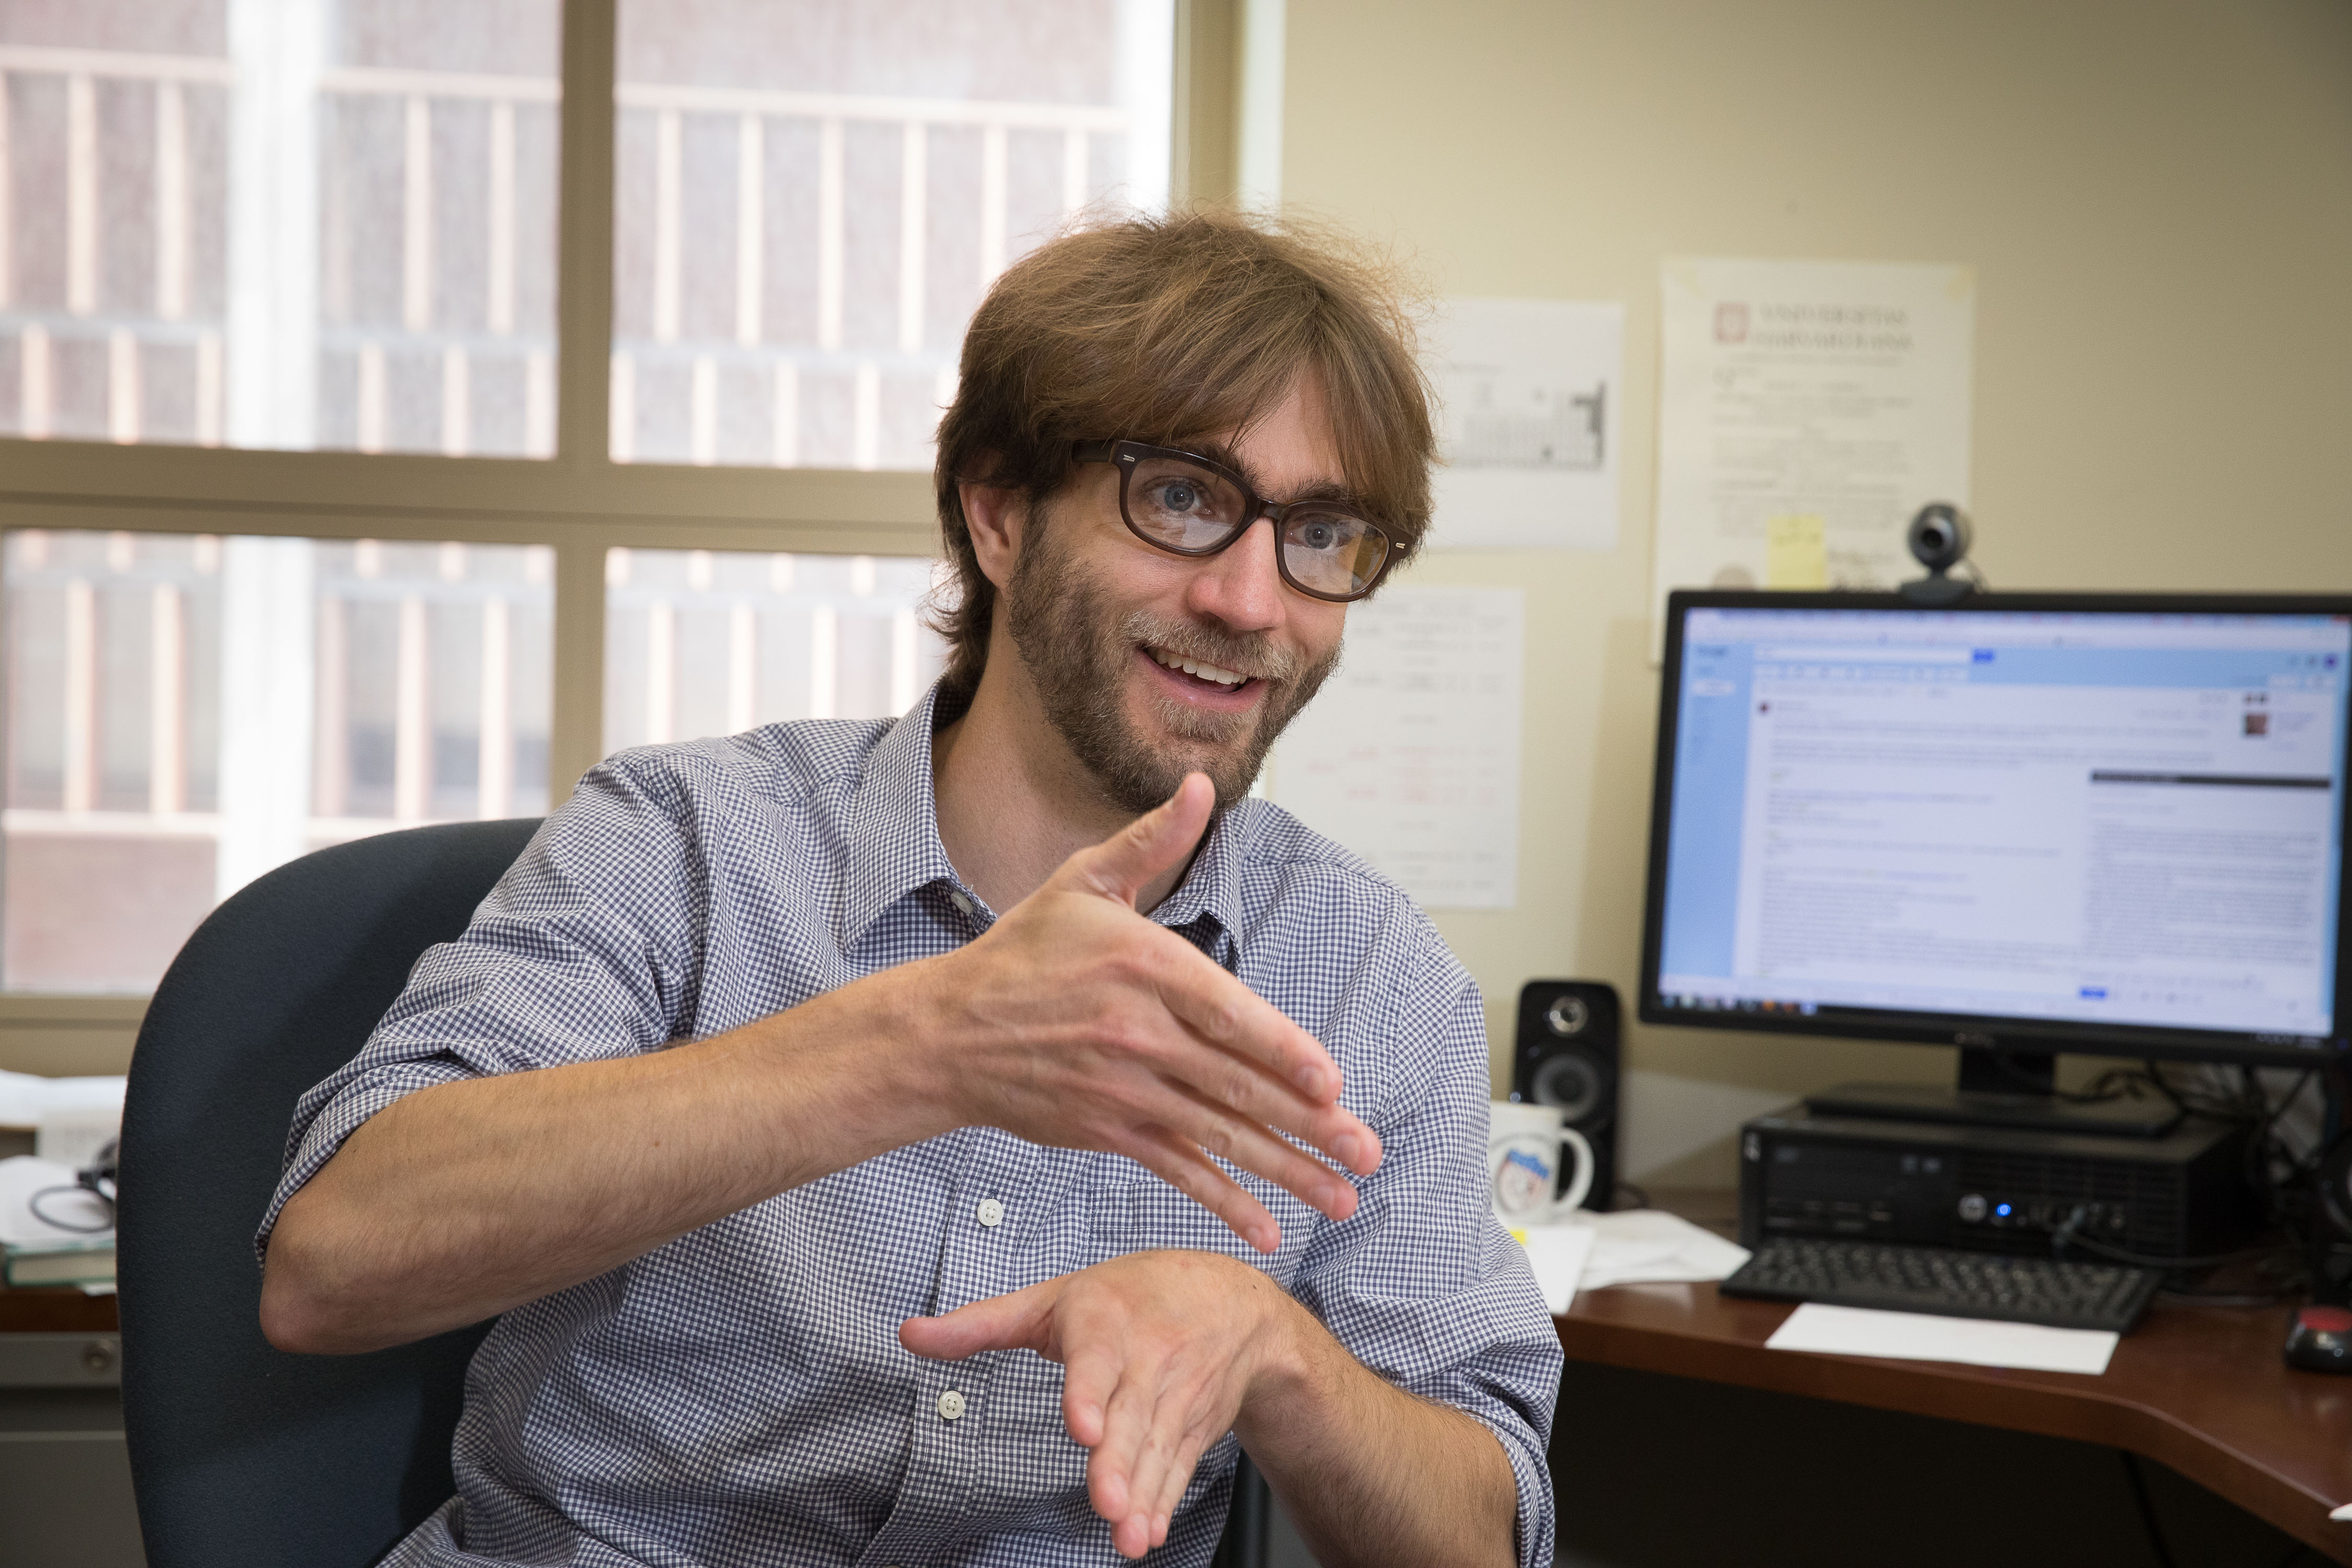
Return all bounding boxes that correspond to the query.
[1714,302,1749,343]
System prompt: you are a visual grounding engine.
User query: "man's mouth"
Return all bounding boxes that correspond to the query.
[1144,644,1256,694]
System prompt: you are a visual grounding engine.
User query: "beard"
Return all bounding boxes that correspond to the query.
[1003,522,1340,815]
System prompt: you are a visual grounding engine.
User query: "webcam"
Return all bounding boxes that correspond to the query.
[1899,502,1975,605]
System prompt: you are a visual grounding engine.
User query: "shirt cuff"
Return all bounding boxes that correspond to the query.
[250,1058,476,1269]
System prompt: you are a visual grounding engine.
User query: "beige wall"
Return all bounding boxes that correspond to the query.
[1277,0,2352,1182]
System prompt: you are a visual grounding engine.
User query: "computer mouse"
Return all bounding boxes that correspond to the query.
[2285,1306,2352,1374]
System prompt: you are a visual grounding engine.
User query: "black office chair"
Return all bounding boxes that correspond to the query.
[115,813,1282,1568]
[118,817,541,1568]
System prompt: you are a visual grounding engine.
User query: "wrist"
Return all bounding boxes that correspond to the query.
[861,947,971,1140]
[1232,1276,1340,1452]
[736,954,962,1156]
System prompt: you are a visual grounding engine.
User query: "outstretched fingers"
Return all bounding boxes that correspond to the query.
[1087,1351,1161,1556]
[1138,1086,1361,1231]
[1149,939,1353,1113]
[1127,1125,1286,1254]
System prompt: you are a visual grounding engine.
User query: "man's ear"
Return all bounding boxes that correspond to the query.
[959,480,1025,592]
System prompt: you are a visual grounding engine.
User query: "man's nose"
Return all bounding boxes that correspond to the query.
[1183,516,1285,634]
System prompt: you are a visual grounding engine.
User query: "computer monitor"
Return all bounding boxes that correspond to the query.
[1638,591,2352,1135]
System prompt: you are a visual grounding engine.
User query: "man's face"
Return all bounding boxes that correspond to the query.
[1002,376,1353,813]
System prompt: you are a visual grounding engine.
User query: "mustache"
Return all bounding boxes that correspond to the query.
[1119,610,1307,684]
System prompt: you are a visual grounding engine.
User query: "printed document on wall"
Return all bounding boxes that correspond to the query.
[1653,257,1975,630]
[1267,586,1523,908]
[1426,298,1623,550]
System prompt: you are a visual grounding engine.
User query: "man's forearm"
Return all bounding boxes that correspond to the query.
[260,967,942,1355]
[1237,1298,1520,1568]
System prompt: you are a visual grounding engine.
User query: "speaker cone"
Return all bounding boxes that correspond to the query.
[1529,1050,1604,1125]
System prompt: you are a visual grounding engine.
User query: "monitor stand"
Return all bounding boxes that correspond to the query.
[1805,1047,2183,1138]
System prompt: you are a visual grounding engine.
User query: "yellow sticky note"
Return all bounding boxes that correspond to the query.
[1765,515,1828,588]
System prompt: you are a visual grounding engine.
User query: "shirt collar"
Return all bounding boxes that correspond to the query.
[1146,799,1250,961]
[840,681,1251,961]
[839,684,963,950]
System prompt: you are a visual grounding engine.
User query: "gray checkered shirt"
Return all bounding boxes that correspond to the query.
[262,685,1562,1568]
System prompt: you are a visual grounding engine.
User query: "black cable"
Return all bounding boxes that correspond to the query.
[1984,1048,2145,1104]
[26,1184,112,1233]
[2119,1450,2178,1568]
[2141,1062,2254,1121]
[2047,1202,2292,1272]
[2055,1228,2275,1272]
[2241,1071,2319,1236]
[2155,1284,2288,1308]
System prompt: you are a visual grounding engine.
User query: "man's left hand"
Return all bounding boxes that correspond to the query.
[900,1251,1300,1560]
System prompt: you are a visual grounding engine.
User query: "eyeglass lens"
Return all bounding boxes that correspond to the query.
[1123,451,1389,599]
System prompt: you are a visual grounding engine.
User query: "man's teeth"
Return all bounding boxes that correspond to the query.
[1148,646,1245,687]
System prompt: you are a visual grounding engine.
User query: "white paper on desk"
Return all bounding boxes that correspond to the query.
[1653,257,1975,644]
[1576,1208,1751,1288]
[0,1070,126,1127]
[1515,1224,1598,1313]
[0,1070,125,1170]
[1766,1302,2117,1376]
[1425,298,1623,551]
[1263,586,1523,908]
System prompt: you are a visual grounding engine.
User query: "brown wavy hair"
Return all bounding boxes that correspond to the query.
[930,208,1436,700]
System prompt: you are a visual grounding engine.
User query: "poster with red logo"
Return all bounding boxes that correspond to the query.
[1653,257,1976,644]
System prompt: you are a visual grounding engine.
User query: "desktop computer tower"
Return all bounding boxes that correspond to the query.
[1738,1102,2263,1263]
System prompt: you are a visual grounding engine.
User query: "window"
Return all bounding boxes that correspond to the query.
[0,0,563,455]
[602,548,946,752]
[608,0,1171,469]
[4,529,554,991]
[0,1,1224,1039]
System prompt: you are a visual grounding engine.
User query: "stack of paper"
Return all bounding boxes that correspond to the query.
[1514,1209,1753,1313]
[1,1155,116,1288]
[0,1070,126,1169]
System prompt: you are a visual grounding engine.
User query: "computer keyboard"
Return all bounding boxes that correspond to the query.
[1721,1236,2163,1333]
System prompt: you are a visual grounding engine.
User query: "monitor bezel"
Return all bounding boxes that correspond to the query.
[1637,589,2352,1071]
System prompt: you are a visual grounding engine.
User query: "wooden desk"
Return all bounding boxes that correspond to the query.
[1557,1197,2352,1564]
[0,1282,119,1335]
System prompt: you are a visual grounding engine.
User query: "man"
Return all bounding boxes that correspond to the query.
[260,211,1562,1568]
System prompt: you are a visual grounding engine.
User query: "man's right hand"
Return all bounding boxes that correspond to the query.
[263,771,1375,1354]
[907,772,1381,1254]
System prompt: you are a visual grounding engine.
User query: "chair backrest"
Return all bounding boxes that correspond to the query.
[118,818,541,1568]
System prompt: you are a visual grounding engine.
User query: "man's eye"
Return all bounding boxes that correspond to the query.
[1156,481,1202,512]
[1300,521,1337,550]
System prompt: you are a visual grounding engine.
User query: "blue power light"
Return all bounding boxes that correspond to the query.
[1995,1203,2013,1218]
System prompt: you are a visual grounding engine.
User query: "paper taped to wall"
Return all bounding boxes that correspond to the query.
[1267,585,1523,908]
[1426,298,1624,550]
[1653,257,1975,634]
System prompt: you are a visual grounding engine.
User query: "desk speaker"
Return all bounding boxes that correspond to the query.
[1509,980,1620,1210]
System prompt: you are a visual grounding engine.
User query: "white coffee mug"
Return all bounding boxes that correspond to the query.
[1488,1100,1595,1225]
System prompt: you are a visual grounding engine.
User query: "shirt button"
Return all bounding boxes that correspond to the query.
[976,1198,1005,1228]
[949,889,975,917]
[936,1389,966,1422]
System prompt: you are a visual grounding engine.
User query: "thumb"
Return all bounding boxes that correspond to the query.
[1062,773,1216,907]
[900,1279,1062,1363]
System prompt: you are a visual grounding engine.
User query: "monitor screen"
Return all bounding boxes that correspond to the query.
[1640,593,2352,1067]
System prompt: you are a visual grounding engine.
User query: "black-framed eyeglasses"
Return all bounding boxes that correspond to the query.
[1071,439,1394,603]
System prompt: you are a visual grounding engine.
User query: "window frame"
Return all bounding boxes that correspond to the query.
[0,0,1246,1065]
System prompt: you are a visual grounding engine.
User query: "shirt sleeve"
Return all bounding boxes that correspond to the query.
[1287,942,1563,1568]
[252,753,709,1267]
